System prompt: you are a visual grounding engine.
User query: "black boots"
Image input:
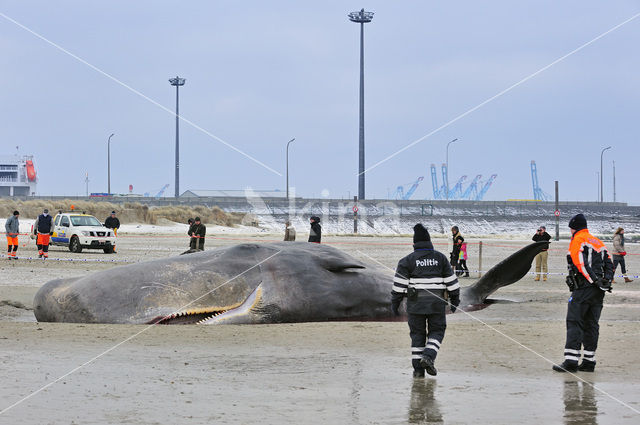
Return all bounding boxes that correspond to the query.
[420,357,437,376]
[413,369,425,378]
[578,360,596,372]
[552,361,578,373]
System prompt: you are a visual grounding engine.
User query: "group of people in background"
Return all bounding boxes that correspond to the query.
[530,224,633,284]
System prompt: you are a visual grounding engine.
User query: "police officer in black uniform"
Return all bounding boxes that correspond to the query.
[392,224,461,377]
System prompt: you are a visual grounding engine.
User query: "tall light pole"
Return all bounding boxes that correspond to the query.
[600,146,611,203]
[445,138,459,200]
[613,160,616,203]
[286,138,296,201]
[349,8,374,201]
[107,133,114,194]
[169,76,186,198]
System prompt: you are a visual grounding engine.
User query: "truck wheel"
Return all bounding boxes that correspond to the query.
[103,246,114,254]
[70,236,83,253]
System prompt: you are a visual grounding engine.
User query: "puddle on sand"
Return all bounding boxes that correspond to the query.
[356,369,640,424]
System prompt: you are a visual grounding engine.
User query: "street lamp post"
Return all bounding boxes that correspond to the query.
[107,133,114,195]
[600,146,611,203]
[445,138,459,200]
[169,76,186,198]
[349,8,374,201]
[286,138,296,201]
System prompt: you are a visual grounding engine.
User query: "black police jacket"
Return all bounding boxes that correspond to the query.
[392,241,460,314]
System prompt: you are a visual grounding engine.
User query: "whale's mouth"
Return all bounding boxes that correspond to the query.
[149,285,262,325]
[152,307,231,325]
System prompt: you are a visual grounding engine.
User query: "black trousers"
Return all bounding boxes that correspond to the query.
[564,286,604,364]
[408,312,446,371]
[613,255,627,275]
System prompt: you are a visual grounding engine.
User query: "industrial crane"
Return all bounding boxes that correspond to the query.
[476,174,497,201]
[531,160,550,201]
[395,176,424,200]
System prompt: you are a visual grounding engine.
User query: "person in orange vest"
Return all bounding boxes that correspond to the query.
[33,209,54,259]
[5,210,20,259]
[552,214,614,373]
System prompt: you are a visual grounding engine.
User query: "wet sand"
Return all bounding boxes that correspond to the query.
[1,234,639,424]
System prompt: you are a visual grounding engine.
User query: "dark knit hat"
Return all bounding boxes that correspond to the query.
[413,223,431,243]
[111,211,116,214]
[43,209,48,214]
[569,213,587,231]
[195,217,201,222]
[13,210,19,216]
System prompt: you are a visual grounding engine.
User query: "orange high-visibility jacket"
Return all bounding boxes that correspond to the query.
[567,228,614,283]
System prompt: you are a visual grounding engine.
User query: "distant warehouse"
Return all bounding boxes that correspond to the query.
[0,155,37,196]
[180,189,286,199]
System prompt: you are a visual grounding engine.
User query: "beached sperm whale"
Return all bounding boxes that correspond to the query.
[33,241,547,324]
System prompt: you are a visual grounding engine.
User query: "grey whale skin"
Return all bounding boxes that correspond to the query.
[33,241,547,325]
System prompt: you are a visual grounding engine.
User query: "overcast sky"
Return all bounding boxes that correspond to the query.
[2,1,639,203]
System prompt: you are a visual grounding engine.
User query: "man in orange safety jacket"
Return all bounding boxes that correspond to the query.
[552,213,613,373]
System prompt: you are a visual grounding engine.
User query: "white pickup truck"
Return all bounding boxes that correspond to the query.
[50,212,117,253]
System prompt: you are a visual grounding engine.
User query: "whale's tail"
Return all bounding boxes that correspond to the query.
[462,241,549,306]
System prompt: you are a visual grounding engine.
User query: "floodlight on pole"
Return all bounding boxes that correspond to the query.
[445,138,459,200]
[169,76,186,198]
[600,146,611,203]
[349,8,374,200]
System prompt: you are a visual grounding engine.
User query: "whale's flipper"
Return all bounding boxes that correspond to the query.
[463,241,549,305]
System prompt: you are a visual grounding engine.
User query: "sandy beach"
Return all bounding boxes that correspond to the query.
[1,231,639,424]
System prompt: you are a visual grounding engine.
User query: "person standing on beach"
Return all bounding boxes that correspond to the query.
[308,216,321,243]
[450,226,464,273]
[612,227,633,283]
[5,210,20,259]
[187,218,196,250]
[284,220,296,241]
[190,217,206,251]
[457,242,469,277]
[391,224,460,377]
[553,214,613,373]
[532,226,552,281]
[33,208,53,259]
[104,211,120,253]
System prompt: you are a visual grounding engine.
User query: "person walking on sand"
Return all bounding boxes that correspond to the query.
[457,242,469,277]
[552,214,613,373]
[391,224,460,378]
[33,208,53,259]
[284,220,296,241]
[308,216,321,243]
[5,210,20,259]
[190,217,206,251]
[612,227,633,283]
[104,210,120,253]
[532,226,552,281]
[450,226,464,273]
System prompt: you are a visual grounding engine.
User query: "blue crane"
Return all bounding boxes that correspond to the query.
[531,160,550,201]
[395,176,424,200]
[475,174,497,201]
[461,174,482,200]
[155,184,170,199]
[448,175,467,199]
[440,164,448,198]
[430,164,442,199]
